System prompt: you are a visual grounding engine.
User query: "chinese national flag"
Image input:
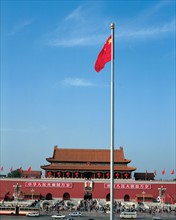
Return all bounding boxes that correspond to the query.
[10,167,13,172]
[154,170,157,176]
[171,169,174,175]
[27,167,32,173]
[19,167,23,172]
[95,35,112,72]
[0,166,4,171]
[162,169,165,175]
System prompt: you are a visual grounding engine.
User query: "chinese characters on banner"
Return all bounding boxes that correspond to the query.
[25,181,151,190]
[25,182,73,188]
[104,183,151,189]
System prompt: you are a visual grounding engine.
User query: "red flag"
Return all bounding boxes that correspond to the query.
[171,169,174,175]
[27,167,32,173]
[19,167,22,172]
[95,35,112,72]
[162,169,165,175]
[154,170,157,176]
[10,167,13,172]
[0,166,4,171]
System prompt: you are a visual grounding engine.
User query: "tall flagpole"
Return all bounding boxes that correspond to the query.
[110,23,115,220]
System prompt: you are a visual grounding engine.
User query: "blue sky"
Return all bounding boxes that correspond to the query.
[1,0,175,180]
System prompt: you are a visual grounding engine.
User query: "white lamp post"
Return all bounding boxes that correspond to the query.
[13,183,21,200]
[31,189,34,200]
[158,186,166,206]
[142,191,146,203]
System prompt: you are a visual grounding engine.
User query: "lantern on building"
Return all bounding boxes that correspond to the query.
[97,172,101,178]
[124,173,128,179]
[66,171,70,178]
[57,171,61,177]
[75,172,79,178]
[47,171,52,176]
[106,172,110,178]
[115,173,120,178]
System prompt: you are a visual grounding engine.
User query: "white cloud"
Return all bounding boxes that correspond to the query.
[64,5,85,22]
[48,35,105,47]
[8,19,33,35]
[44,3,109,47]
[1,125,47,133]
[60,78,96,87]
[118,19,175,39]
[45,2,175,47]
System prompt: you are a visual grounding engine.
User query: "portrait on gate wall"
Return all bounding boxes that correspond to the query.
[84,180,93,191]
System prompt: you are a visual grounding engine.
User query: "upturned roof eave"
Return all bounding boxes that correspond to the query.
[46,158,131,164]
[40,164,136,172]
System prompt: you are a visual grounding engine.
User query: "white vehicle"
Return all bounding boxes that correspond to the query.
[120,211,137,219]
[69,212,82,217]
[26,211,40,217]
[152,217,162,220]
[51,214,66,219]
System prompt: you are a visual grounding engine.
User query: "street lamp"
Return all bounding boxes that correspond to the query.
[31,189,34,200]
[13,183,21,200]
[142,191,146,203]
[158,186,166,206]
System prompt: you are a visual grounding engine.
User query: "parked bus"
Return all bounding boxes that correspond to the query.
[0,206,39,216]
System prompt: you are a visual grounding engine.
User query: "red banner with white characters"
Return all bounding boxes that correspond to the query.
[25,182,73,188]
[104,183,151,189]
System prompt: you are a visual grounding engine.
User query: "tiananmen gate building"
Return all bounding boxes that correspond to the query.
[40,146,136,179]
[0,145,175,204]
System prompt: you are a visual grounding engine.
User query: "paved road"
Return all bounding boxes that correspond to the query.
[0,212,176,220]
[41,210,176,219]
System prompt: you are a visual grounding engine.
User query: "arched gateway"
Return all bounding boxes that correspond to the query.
[46,193,52,200]
[63,192,70,200]
[124,194,130,202]
[84,192,92,200]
